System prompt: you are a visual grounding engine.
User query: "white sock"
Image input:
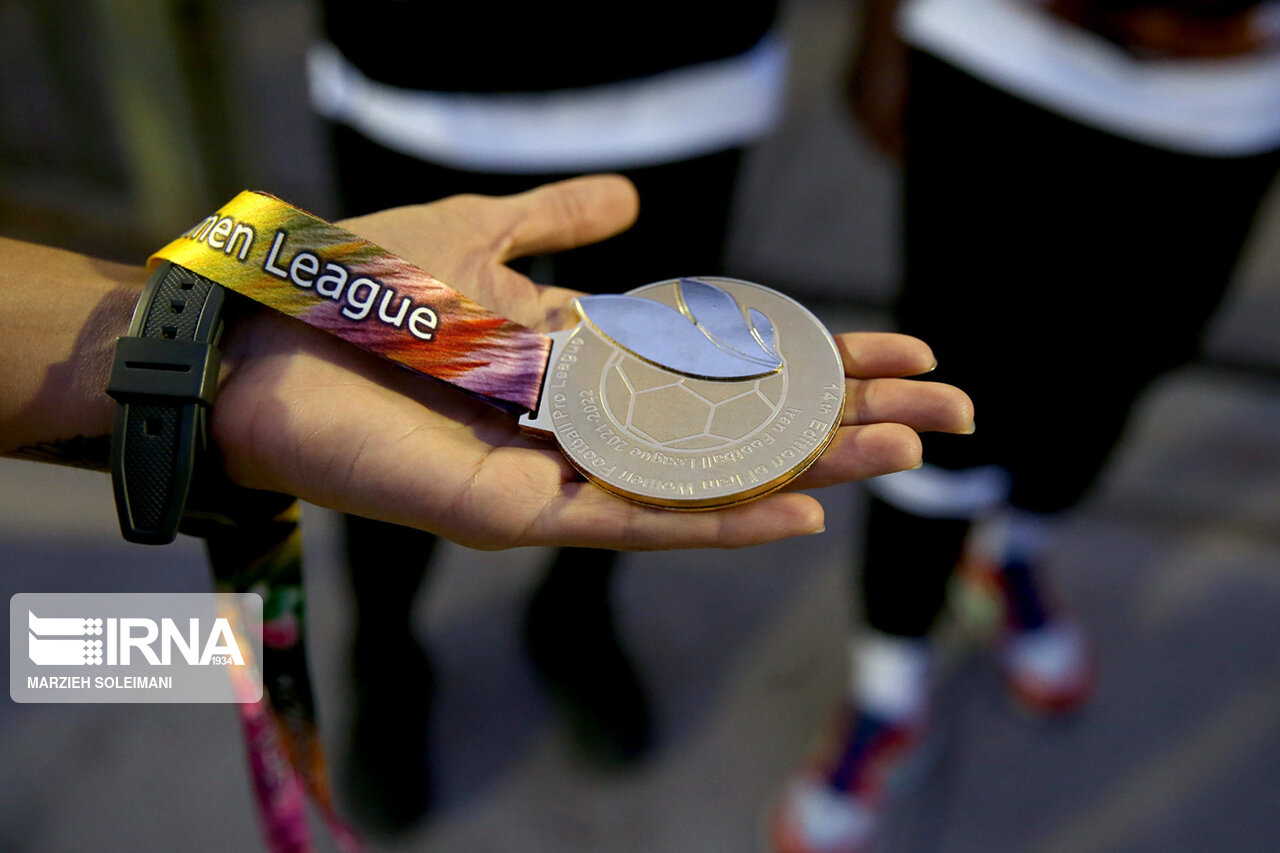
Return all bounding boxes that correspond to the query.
[850,632,931,724]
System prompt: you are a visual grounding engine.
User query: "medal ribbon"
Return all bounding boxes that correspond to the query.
[205,500,362,853]
[150,190,552,413]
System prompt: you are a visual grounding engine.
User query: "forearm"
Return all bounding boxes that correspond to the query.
[0,237,146,468]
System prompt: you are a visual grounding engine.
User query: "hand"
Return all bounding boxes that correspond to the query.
[209,175,972,550]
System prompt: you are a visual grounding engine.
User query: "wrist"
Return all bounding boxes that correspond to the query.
[108,261,229,542]
[0,239,147,467]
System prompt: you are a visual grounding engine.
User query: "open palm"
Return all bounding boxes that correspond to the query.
[208,176,971,550]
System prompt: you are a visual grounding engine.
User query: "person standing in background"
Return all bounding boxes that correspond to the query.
[772,0,1280,850]
[307,1,787,834]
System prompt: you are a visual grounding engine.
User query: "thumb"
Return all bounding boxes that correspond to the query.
[499,174,640,261]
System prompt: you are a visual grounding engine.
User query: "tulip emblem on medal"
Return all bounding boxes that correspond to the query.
[521,276,846,509]
[583,278,788,450]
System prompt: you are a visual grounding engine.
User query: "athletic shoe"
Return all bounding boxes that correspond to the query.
[1000,617,1094,715]
[959,554,1095,715]
[770,708,924,853]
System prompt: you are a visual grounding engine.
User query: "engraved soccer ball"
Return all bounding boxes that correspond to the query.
[601,350,787,451]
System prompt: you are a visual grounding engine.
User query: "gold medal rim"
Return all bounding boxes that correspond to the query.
[565,409,843,510]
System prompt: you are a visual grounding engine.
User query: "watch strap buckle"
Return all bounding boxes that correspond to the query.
[107,337,222,407]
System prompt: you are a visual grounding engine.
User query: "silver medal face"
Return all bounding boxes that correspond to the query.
[519,277,846,509]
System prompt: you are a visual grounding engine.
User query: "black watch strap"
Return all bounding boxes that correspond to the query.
[107,261,225,544]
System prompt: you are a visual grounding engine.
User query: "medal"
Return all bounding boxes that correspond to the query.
[150,192,846,509]
[520,277,845,508]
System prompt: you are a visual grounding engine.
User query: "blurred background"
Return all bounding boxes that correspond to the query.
[3,0,1280,851]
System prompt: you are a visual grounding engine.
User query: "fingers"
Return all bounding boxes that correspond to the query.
[521,484,827,551]
[790,369,973,491]
[499,174,641,261]
[836,332,936,378]
[835,330,973,432]
[790,422,923,491]
[843,377,974,434]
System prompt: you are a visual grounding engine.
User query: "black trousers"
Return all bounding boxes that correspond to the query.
[327,123,743,290]
[861,51,1280,638]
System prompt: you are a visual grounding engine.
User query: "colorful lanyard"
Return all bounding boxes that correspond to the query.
[206,500,361,853]
[151,191,551,413]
